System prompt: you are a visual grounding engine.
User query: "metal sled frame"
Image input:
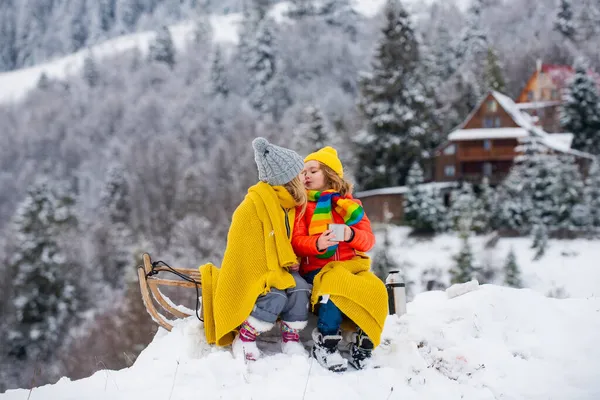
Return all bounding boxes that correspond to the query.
[137,253,201,332]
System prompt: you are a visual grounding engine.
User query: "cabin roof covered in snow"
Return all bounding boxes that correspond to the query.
[448,127,529,141]
[446,90,595,160]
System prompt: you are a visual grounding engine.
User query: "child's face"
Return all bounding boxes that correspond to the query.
[302,160,326,191]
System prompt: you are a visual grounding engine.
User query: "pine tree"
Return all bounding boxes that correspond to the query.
[531,222,548,260]
[356,0,437,189]
[449,182,482,232]
[287,0,315,19]
[450,229,476,284]
[584,159,600,233]
[7,180,80,361]
[560,60,600,155]
[116,0,142,31]
[82,52,100,87]
[210,46,229,97]
[0,0,17,72]
[247,17,288,119]
[485,47,506,93]
[237,0,263,66]
[96,164,136,287]
[553,155,586,234]
[319,0,360,40]
[478,177,495,233]
[455,0,489,101]
[404,161,446,233]
[299,105,333,152]
[148,25,176,68]
[69,0,90,52]
[503,247,522,288]
[554,0,576,40]
[371,226,399,282]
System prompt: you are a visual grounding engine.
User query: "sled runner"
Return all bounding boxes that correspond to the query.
[137,253,202,332]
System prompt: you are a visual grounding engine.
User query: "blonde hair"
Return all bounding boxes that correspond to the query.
[284,176,307,217]
[319,163,353,197]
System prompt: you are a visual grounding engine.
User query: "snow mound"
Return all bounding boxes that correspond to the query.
[2,284,599,399]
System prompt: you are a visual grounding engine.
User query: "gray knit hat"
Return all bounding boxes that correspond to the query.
[252,137,304,186]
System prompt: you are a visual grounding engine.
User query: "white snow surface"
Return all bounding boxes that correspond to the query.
[448,127,529,141]
[2,227,600,398]
[381,226,600,300]
[2,284,599,399]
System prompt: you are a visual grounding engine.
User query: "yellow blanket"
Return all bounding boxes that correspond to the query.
[311,255,388,347]
[200,182,298,346]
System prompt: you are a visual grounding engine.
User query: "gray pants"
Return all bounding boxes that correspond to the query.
[250,272,311,323]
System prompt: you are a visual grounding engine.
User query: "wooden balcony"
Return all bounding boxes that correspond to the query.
[457,147,516,161]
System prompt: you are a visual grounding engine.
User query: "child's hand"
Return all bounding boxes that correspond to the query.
[343,225,353,241]
[317,230,336,251]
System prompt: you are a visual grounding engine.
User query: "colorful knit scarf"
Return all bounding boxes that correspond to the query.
[307,190,364,258]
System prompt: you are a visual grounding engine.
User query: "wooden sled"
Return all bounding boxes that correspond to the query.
[137,253,202,332]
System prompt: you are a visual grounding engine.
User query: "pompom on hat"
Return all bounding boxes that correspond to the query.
[252,137,304,186]
[304,146,343,178]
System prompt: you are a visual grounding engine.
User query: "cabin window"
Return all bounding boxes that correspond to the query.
[444,165,455,177]
[443,144,456,155]
[486,100,497,112]
[494,117,502,127]
[483,139,492,150]
[483,162,492,176]
[483,117,494,128]
[551,89,559,100]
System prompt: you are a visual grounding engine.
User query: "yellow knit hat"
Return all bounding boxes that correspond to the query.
[304,146,343,178]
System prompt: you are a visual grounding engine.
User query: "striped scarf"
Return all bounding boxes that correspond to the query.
[307,190,364,258]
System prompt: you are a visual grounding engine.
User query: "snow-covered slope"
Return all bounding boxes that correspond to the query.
[0,0,473,105]
[379,226,600,300]
[0,13,241,104]
[2,284,599,399]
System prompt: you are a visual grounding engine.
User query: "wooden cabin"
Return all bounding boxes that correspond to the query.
[433,91,593,185]
[516,63,600,133]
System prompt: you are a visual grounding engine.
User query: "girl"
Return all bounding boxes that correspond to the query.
[292,146,386,371]
[200,137,311,361]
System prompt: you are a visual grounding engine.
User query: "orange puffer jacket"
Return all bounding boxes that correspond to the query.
[292,197,376,276]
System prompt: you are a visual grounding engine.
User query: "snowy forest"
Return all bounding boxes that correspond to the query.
[1,0,600,392]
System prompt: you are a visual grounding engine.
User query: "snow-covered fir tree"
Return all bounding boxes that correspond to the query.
[0,0,17,72]
[495,162,531,232]
[148,25,175,68]
[584,159,600,233]
[553,155,586,234]
[450,227,477,284]
[295,105,335,153]
[477,177,495,233]
[531,222,548,260]
[319,0,361,40]
[503,247,522,288]
[554,0,576,40]
[371,226,399,282]
[560,60,600,155]
[356,0,438,189]
[404,161,446,233]
[287,0,316,19]
[210,46,229,97]
[247,17,289,119]
[82,52,100,87]
[7,180,80,361]
[454,0,489,101]
[484,47,506,93]
[449,182,486,233]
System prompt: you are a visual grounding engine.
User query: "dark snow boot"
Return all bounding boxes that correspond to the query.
[311,328,348,372]
[348,329,375,370]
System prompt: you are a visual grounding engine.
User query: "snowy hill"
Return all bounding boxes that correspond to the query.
[1,284,599,399]
[379,226,600,300]
[0,0,473,105]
